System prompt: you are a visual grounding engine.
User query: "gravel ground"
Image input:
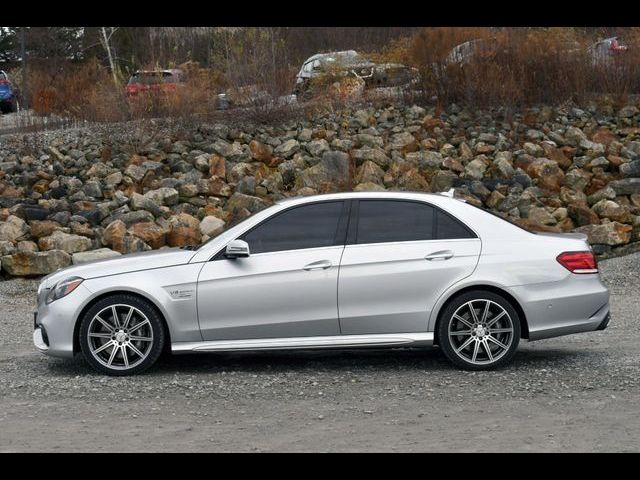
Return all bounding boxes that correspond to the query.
[0,254,639,452]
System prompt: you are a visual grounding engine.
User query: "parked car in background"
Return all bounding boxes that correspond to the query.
[294,50,375,96]
[294,50,417,97]
[0,70,19,114]
[588,37,628,65]
[125,69,186,98]
[34,191,610,375]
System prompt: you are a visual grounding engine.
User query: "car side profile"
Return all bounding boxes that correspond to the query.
[33,191,610,375]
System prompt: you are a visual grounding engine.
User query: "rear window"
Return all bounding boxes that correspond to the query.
[128,72,176,85]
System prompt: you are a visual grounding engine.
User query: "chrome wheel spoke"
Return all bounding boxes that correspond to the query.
[95,315,114,333]
[121,345,129,368]
[455,337,474,353]
[482,339,494,362]
[480,301,490,323]
[127,342,145,358]
[471,341,480,362]
[449,330,472,337]
[129,319,150,333]
[490,327,513,334]
[92,340,114,355]
[89,333,112,339]
[122,307,134,330]
[468,302,480,324]
[487,335,509,351]
[129,335,152,342]
[453,314,473,329]
[486,311,506,328]
[107,344,118,366]
[111,306,121,329]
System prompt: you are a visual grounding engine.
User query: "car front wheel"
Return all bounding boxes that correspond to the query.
[437,290,521,370]
[79,294,165,376]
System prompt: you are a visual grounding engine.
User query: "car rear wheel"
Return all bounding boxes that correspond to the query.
[79,294,165,376]
[437,290,521,370]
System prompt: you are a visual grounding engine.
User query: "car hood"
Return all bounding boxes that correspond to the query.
[39,248,196,289]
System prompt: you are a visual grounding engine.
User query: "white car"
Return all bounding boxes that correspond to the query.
[33,191,610,375]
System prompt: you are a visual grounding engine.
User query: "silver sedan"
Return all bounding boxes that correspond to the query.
[33,191,610,375]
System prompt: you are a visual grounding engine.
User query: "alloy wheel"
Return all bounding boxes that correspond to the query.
[87,304,154,371]
[447,299,514,365]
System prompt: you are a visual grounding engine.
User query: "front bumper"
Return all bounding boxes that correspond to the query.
[33,283,94,358]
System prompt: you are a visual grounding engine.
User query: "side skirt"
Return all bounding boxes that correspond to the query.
[172,332,434,354]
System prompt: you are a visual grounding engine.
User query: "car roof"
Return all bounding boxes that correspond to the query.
[132,69,182,75]
[275,191,460,206]
[303,50,372,65]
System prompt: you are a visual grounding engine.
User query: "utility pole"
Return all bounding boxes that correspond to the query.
[21,26,27,110]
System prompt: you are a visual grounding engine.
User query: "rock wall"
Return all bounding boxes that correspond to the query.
[1,103,640,276]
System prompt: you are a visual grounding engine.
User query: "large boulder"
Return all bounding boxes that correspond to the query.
[199,216,226,237]
[619,160,640,177]
[144,187,179,206]
[103,220,127,249]
[0,215,29,242]
[167,213,202,247]
[527,158,564,191]
[225,192,268,214]
[350,147,390,168]
[1,250,71,276]
[527,206,557,226]
[609,178,640,196]
[249,141,272,163]
[575,222,632,246]
[274,139,300,159]
[591,199,631,223]
[38,230,93,253]
[567,204,600,226]
[355,160,384,185]
[295,151,351,191]
[29,220,62,238]
[129,222,167,249]
[72,248,121,265]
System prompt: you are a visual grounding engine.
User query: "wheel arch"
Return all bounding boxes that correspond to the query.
[72,290,172,354]
[431,284,529,344]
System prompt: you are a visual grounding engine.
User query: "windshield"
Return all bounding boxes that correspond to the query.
[128,72,176,85]
[321,52,372,67]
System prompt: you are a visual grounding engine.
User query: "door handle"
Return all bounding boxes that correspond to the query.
[303,260,332,271]
[425,250,454,261]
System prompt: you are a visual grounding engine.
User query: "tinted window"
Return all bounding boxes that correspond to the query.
[242,202,343,254]
[436,210,475,239]
[357,201,434,244]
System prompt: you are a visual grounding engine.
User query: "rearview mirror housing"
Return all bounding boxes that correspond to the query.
[225,239,250,259]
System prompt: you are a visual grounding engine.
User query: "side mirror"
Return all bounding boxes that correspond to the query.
[225,239,250,259]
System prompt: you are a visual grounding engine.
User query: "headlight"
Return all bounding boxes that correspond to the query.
[46,277,84,304]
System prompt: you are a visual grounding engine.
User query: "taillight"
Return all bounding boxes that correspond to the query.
[556,251,598,274]
[0,79,8,85]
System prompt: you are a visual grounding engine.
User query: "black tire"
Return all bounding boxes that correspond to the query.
[437,290,521,371]
[79,294,166,376]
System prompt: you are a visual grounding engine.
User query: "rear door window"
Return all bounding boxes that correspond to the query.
[356,200,435,244]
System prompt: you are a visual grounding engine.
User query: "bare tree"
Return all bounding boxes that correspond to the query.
[100,27,119,84]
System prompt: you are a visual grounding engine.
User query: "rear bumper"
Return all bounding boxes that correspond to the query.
[597,311,611,331]
[508,274,610,341]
